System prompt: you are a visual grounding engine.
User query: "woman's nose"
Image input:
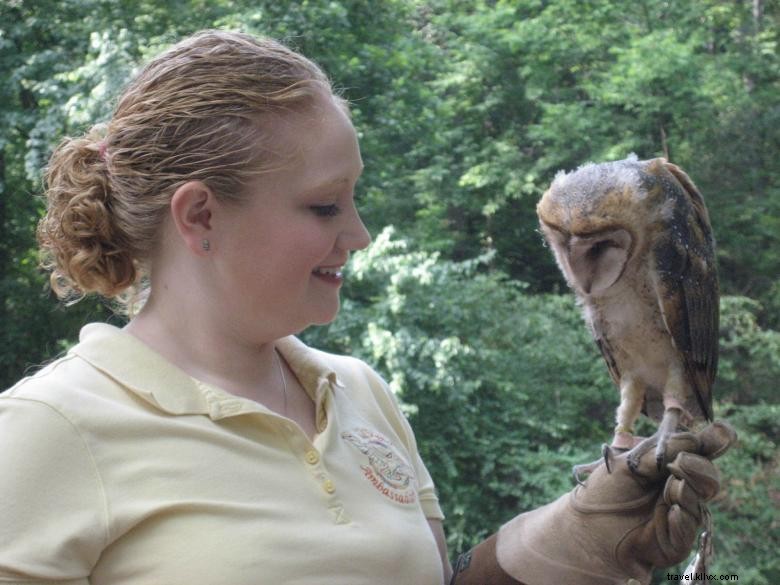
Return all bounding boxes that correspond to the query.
[341,206,372,252]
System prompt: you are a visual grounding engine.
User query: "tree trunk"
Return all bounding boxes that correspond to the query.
[753,0,763,33]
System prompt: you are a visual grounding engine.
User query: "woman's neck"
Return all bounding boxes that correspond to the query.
[123,292,283,407]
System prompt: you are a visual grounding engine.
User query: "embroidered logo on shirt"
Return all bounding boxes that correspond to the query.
[341,428,417,505]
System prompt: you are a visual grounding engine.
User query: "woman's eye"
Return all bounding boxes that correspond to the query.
[311,204,341,217]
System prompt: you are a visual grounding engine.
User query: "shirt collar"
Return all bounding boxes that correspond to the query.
[72,323,341,420]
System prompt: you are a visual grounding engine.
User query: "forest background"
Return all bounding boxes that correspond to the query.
[1,0,777,582]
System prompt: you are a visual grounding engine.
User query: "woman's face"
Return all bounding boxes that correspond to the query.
[211,96,371,341]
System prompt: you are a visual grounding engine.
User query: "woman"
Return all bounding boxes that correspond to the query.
[0,30,732,585]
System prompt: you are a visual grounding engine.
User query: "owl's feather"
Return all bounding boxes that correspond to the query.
[595,337,621,388]
[651,161,717,421]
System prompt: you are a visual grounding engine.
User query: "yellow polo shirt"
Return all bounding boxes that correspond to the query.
[0,323,444,585]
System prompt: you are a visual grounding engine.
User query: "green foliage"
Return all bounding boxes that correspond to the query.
[395,0,780,306]
[718,296,780,405]
[703,403,780,584]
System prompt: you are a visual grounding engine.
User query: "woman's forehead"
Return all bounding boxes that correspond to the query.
[250,98,362,194]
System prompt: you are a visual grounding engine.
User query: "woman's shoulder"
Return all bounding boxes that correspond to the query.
[4,350,85,408]
[280,336,390,398]
[1,324,136,420]
[0,355,110,577]
[0,351,107,472]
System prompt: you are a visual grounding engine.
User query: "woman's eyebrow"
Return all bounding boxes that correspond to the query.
[302,170,363,195]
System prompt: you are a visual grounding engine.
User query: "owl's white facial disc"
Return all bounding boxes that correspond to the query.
[568,228,632,295]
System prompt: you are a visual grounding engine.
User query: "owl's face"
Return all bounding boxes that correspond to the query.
[537,158,654,297]
[539,222,632,295]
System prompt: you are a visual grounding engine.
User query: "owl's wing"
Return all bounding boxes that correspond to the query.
[594,335,621,388]
[651,161,718,421]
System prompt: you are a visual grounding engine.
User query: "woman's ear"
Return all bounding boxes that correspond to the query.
[170,181,214,256]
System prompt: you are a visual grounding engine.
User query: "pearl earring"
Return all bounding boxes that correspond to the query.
[202,239,210,251]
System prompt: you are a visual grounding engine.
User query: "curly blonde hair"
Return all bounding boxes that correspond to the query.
[38,30,334,309]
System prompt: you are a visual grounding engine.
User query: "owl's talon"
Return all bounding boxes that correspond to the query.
[572,464,591,486]
[572,444,628,485]
[627,451,641,474]
[572,459,602,486]
[623,408,683,474]
[655,431,671,471]
[602,443,614,473]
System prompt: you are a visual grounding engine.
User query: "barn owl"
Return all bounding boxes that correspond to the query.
[536,156,718,479]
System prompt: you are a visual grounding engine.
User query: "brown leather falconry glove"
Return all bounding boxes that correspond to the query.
[450,421,736,585]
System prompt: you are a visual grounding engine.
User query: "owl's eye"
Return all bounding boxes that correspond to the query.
[588,239,618,259]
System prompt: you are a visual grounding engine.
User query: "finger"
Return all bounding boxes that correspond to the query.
[697,420,738,460]
[667,452,720,501]
[663,476,704,518]
[657,431,700,467]
[667,503,701,557]
[644,502,700,567]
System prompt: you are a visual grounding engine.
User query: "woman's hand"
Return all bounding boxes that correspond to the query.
[451,421,736,585]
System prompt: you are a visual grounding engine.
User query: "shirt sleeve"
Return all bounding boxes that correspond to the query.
[0,396,108,584]
[358,364,445,521]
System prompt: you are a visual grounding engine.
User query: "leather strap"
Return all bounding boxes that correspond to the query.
[450,532,527,585]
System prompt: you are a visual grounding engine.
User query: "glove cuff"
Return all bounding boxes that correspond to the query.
[450,532,527,585]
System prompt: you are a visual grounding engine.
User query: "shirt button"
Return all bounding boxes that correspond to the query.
[305,450,320,465]
[323,479,336,494]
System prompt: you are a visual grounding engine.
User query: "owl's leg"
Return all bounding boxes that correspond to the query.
[626,405,682,473]
[654,402,683,467]
[627,365,689,473]
[572,377,643,484]
[612,376,644,451]
[602,376,645,472]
